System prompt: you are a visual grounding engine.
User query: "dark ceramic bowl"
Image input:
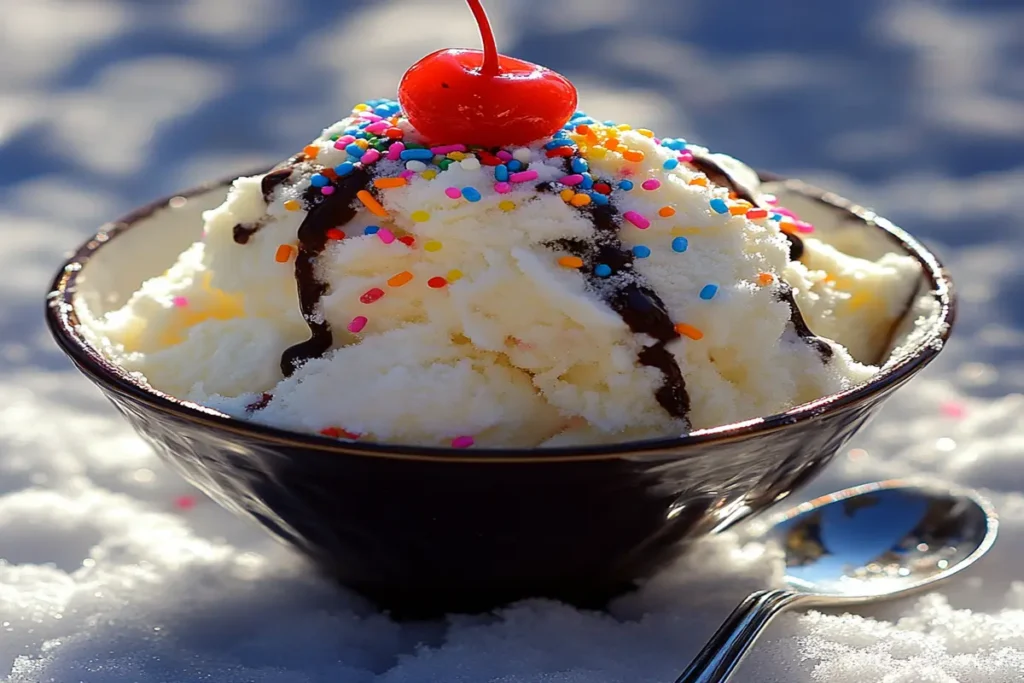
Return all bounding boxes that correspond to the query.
[46,172,954,618]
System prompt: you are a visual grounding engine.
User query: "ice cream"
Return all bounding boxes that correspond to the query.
[80,100,923,449]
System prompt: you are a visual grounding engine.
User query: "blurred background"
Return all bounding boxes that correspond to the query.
[2,0,1022,391]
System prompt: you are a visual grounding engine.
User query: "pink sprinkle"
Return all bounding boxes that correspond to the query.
[496,150,513,161]
[624,211,651,229]
[431,144,467,155]
[444,186,462,199]
[642,179,662,191]
[321,186,336,196]
[795,220,815,234]
[347,316,368,333]
[337,135,355,145]
[509,170,539,183]
[174,495,197,511]
[677,151,694,163]
[763,194,779,205]
[172,296,189,308]
[560,174,585,186]
[334,140,347,151]
[494,182,512,194]
[377,228,396,244]
[365,121,390,134]
[653,138,662,145]
[940,401,966,419]
[359,113,383,123]
[361,149,381,165]
[773,207,799,219]
[399,169,416,180]
[451,435,475,449]
[387,142,406,161]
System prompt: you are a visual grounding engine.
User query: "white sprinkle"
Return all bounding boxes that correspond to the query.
[405,160,428,172]
[512,147,532,163]
[460,157,481,171]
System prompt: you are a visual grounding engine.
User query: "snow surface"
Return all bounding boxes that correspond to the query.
[2,0,1023,681]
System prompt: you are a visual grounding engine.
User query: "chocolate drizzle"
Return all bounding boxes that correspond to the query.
[542,162,691,422]
[279,166,373,377]
[231,164,301,246]
[774,281,834,362]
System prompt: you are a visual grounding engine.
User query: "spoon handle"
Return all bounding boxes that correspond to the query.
[674,589,803,683]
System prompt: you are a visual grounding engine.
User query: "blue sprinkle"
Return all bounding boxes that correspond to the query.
[710,198,729,214]
[354,132,370,139]
[619,180,634,191]
[633,245,651,259]
[364,225,380,235]
[545,139,574,149]
[563,122,575,130]
[334,162,354,177]
[400,149,435,161]
[594,264,612,278]
[603,120,617,126]
[571,158,589,173]
[495,164,509,182]
[672,237,689,253]
[374,104,392,116]
[771,213,784,221]
[310,174,329,187]
[661,138,688,150]
[462,187,482,202]
[663,159,680,170]
[580,174,594,190]
[507,160,523,172]
[699,284,719,300]
[588,192,609,205]
[345,143,364,157]
[571,110,588,119]
[574,116,597,125]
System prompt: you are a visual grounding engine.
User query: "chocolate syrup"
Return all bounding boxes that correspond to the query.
[261,166,294,202]
[232,222,260,245]
[774,281,834,362]
[279,166,373,377]
[245,392,273,413]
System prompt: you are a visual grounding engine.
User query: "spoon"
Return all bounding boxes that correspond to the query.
[675,480,998,683]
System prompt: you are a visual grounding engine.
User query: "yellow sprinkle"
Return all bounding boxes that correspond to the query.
[758,272,775,286]
[424,240,443,252]
[357,190,389,217]
[275,244,295,263]
[733,200,753,210]
[411,210,431,222]
[446,269,463,282]
[622,150,645,163]
[283,199,301,212]
[303,145,320,160]
[499,200,516,212]
[374,177,408,189]
[636,128,655,138]
[560,188,576,202]
[558,256,584,269]
[353,104,371,111]
[447,152,467,161]
[674,323,704,340]
[421,170,438,180]
[388,271,414,287]
[658,206,676,218]
[589,147,607,159]
[354,139,369,150]
[689,176,708,187]
[570,193,592,207]
[616,123,633,131]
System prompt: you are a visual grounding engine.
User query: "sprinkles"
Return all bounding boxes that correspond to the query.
[699,284,718,300]
[347,316,368,333]
[674,323,704,340]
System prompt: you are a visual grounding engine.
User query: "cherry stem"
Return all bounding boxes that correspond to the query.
[467,0,499,77]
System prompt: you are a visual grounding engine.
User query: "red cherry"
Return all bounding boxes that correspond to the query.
[398,0,577,148]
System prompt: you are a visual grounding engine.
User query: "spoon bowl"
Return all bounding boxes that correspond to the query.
[677,480,997,683]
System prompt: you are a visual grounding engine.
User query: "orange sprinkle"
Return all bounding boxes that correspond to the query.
[303,145,319,160]
[387,271,413,287]
[558,256,584,269]
[603,137,620,149]
[283,199,301,212]
[575,124,592,136]
[729,205,748,216]
[658,206,676,218]
[356,190,388,217]
[373,177,408,189]
[275,245,294,263]
[758,272,775,286]
[321,168,338,180]
[622,150,646,163]
[560,188,575,202]
[570,193,591,207]
[674,323,704,340]
[689,176,708,187]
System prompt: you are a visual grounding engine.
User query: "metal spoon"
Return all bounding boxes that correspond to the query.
[675,480,998,683]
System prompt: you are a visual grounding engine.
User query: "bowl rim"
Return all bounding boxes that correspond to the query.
[45,169,956,464]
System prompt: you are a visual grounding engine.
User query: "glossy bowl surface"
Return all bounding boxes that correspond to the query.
[46,172,955,618]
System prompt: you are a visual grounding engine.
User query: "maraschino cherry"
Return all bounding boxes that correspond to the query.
[398,0,578,148]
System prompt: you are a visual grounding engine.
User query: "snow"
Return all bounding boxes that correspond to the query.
[1,0,1023,681]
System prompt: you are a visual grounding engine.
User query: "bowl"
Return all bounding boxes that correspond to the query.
[45,171,955,618]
